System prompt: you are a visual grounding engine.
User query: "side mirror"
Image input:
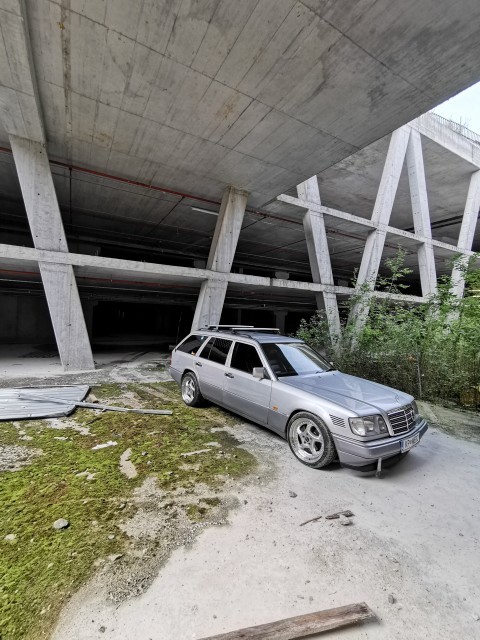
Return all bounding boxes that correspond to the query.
[252,367,265,379]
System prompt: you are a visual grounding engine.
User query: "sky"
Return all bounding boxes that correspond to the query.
[432,81,480,134]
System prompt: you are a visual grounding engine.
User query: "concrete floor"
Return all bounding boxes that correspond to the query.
[52,403,480,640]
[0,344,172,385]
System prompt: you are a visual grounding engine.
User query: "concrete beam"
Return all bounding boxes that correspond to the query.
[451,170,480,299]
[276,194,469,254]
[193,186,248,329]
[10,136,94,370]
[412,114,480,169]
[297,176,341,346]
[0,243,427,303]
[406,129,437,297]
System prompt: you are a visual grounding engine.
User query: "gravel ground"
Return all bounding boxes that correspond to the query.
[52,412,480,640]
[0,443,41,472]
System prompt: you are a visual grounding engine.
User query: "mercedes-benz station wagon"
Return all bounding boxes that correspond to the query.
[170,326,428,472]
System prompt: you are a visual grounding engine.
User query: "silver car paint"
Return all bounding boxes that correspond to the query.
[170,331,428,468]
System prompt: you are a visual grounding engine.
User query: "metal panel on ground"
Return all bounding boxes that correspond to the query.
[0,385,90,420]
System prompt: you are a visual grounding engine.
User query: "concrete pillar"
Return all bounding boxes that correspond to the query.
[10,135,94,370]
[406,129,437,297]
[192,186,248,330]
[274,310,287,333]
[451,170,480,298]
[297,176,341,348]
[349,126,411,335]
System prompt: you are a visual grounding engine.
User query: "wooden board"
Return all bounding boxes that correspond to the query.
[198,602,376,640]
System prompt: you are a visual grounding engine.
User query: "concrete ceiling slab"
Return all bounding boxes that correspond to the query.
[1,0,479,209]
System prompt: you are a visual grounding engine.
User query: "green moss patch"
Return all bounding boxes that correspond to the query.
[0,382,255,640]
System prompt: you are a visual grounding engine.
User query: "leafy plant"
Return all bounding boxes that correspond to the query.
[296,251,480,406]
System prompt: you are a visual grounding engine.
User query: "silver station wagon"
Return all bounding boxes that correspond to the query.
[170,326,428,473]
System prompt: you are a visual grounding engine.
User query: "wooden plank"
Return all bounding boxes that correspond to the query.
[198,602,376,640]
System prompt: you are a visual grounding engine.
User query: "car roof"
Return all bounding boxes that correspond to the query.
[193,329,302,344]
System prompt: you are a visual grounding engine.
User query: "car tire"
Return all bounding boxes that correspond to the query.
[287,411,337,469]
[181,372,204,407]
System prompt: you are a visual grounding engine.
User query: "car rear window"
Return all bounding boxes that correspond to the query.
[176,334,208,356]
[231,342,262,374]
[199,337,232,365]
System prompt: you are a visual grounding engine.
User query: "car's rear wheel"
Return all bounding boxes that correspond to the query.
[287,411,336,469]
[181,372,204,407]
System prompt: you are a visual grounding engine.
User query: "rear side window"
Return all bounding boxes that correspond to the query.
[199,337,232,365]
[176,334,208,356]
[231,342,263,374]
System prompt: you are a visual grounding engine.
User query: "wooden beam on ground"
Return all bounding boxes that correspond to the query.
[198,602,376,640]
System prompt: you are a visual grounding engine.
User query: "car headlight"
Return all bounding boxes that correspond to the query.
[349,415,389,436]
[411,400,419,416]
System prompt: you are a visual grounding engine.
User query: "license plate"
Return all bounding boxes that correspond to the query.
[401,433,420,452]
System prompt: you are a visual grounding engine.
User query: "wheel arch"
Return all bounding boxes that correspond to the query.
[285,407,332,436]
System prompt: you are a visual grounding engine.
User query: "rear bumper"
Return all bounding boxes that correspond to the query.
[333,419,428,469]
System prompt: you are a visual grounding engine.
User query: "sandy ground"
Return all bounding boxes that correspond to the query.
[52,418,480,640]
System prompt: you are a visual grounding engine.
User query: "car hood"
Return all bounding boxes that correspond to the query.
[280,371,413,415]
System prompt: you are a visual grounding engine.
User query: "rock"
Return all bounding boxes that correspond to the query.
[108,534,115,540]
[289,491,297,498]
[4,533,17,543]
[89,394,99,404]
[108,553,123,562]
[53,518,69,530]
[388,594,396,604]
[99,626,106,633]
[339,514,352,526]
[92,441,117,450]
[118,503,126,510]
[472,614,480,622]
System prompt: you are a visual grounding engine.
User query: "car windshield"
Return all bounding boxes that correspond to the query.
[261,342,333,377]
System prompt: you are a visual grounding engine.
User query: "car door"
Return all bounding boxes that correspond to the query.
[223,341,272,424]
[195,337,233,403]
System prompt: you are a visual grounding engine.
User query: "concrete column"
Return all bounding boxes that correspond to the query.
[10,135,94,370]
[192,186,248,329]
[451,170,480,298]
[406,129,437,297]
[297,176,341,348]
[349,126,411,335]
[274,310,287,333]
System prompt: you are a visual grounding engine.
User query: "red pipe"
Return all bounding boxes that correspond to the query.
[0,145,301,226]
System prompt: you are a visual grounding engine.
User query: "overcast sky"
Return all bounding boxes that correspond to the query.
[432,81,480,133]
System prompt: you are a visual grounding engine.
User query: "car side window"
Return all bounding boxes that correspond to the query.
[231,342,263,374]
[198,337,232,365]
[176,334,208,356]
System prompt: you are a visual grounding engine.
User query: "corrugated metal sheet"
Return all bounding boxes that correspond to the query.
[0,385,90,421]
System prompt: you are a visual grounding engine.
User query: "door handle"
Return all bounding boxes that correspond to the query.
[224,372,234,378]
[195,362,202,367]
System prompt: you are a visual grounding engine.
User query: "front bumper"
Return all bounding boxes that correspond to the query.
[333,418,428,469]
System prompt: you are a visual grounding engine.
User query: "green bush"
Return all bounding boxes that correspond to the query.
[296,251,480,406]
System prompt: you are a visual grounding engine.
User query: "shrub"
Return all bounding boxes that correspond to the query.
[296,251,480,406]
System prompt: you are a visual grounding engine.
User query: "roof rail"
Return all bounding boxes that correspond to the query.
[206,324,254,331]
[233,327,281,334]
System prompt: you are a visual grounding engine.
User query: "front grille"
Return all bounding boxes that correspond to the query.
[387,404,416,435]
[330,415,345,428]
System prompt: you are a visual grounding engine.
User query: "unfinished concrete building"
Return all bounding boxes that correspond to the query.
[0,0,479,370]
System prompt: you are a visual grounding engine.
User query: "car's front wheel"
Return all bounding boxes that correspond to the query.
[287,411,336,469]
[181,372,204,407]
